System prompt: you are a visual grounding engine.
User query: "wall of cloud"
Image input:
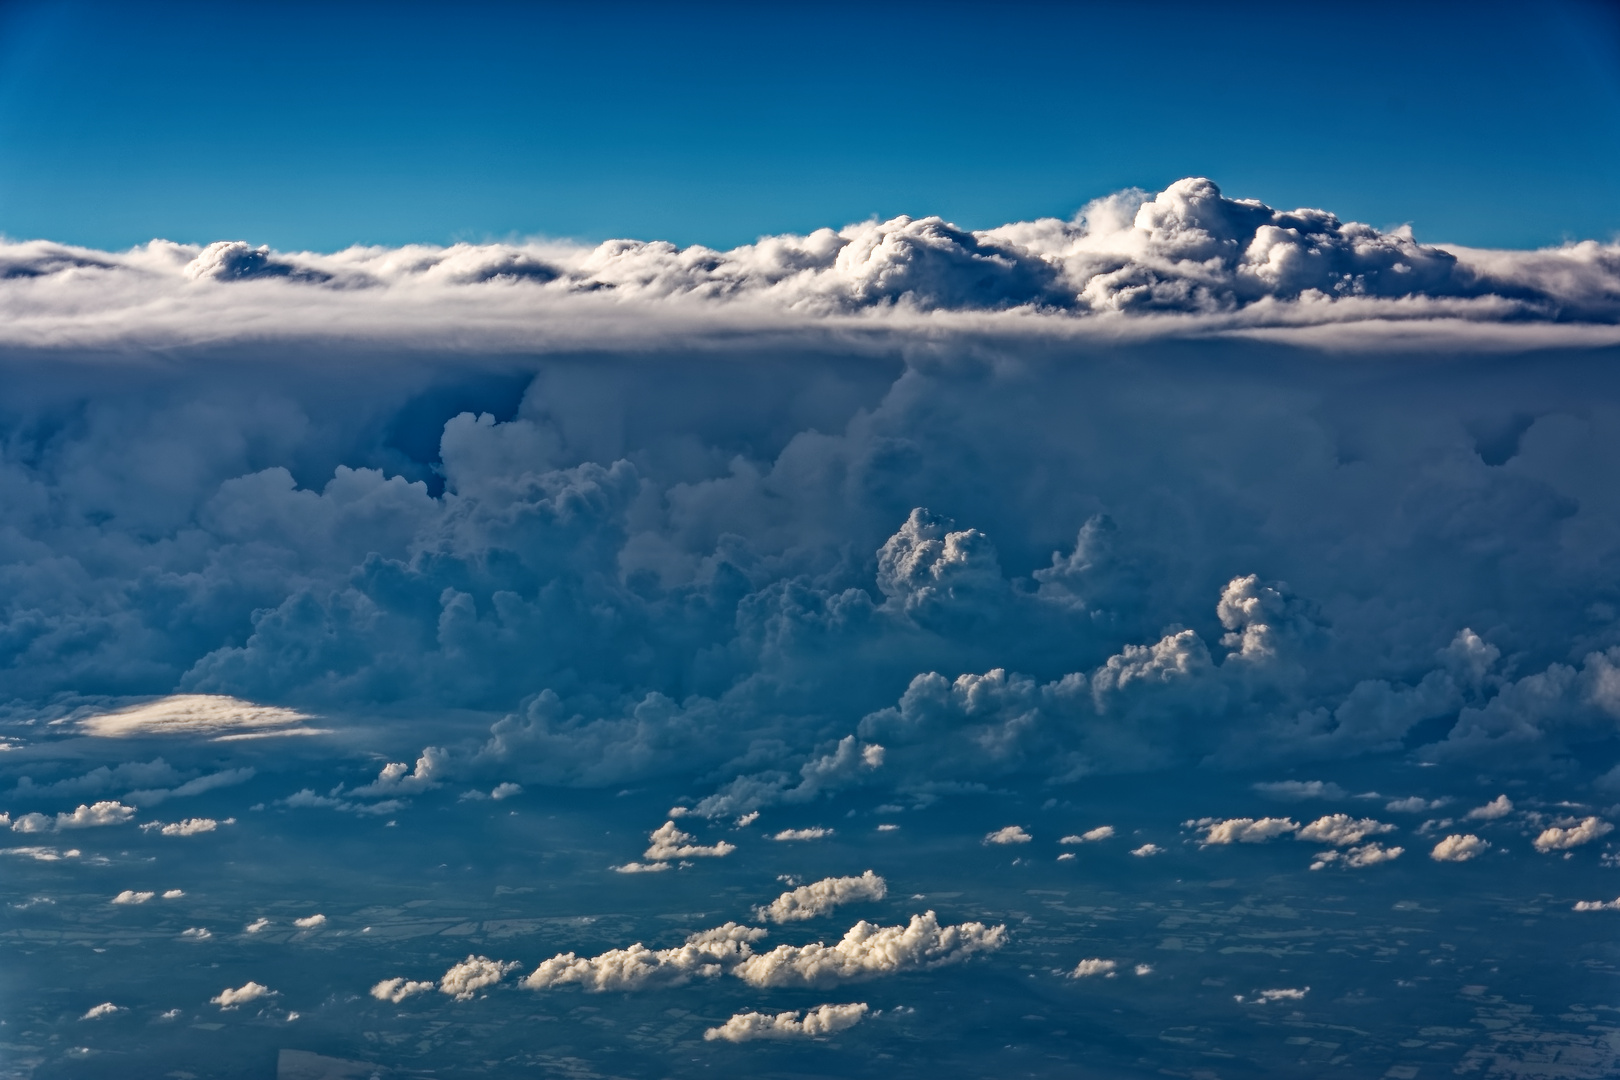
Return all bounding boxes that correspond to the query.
[4,178,1620,797]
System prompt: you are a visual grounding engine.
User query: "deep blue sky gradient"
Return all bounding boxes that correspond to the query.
[1,0,1618,251]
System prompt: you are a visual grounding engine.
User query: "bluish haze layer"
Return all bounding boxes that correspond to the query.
[2,180,1619,1078]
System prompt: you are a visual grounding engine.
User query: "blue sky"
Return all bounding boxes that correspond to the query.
[1,0,1618,251]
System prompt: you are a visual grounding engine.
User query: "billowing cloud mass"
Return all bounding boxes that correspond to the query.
[1533,817,1614,853]
[439,956,521,1001]
[7,178,1620,354]
[704,1003,869,1042]
[731,911,1006,988]
[1467,795,1515,820]
[141,817,220,836]
[755,871,887,923]
[1295,815,1395,847]
[1070,958,1118,978]
[642,821,735,861]
[1310,843,1403,870]
[1430,834,1491,862]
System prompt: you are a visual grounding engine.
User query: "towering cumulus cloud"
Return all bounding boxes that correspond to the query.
[2,176,1620,804]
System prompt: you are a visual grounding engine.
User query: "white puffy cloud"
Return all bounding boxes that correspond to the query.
[755,871,887,923]
[611,861,671,874]
[162,889,184,898]
[1467,795,1514,820]
[351,747,448,796]
[293,914,326,929]
[439,955,521,1001]
[525,924,766,993]
[111,890,155,904]
[1533,816,1613,853]
[984,826,1032,845]
[81,1003,121,1019]
[1430,834,1491,862]
[1573,897,1620,912]
[211,981,275,1008]
[1310,843,1403,870]
[772,827,834,841]
[1060,826,1114,844]
[370,978,435,1003]
[642,821,736,861]
[179,927,211,940]
[19,801,139,832]
[1295,815,1395,846]
[490,782,522,800]
[243,918,271,933]
[1130,844,1163,857]
[141,818,220,836]
[704,1003,869,1042]
[1243,987,1309,1004]
[731,911,1006,988]
[1069,958,1117,978]
[1197,817,1299,845]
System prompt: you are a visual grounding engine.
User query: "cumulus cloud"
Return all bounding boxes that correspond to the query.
[1130,844,1163,857]
[1533,817,1613,853]
[13,801,137,834]
[244,918,271,933]
[1467,795,1514,820]
[1295,814,1395,846]
[755,871,886,923]
[732,911,1006,988]
[351,747,448,796]
[293,914,326,929]
[370,978,435,1003]
[642,821,736,861]
[1060,827,1114,843]
[772,827,834,841]
[111,890,155,904]
[79,695,317,740]
[1309,842,1403,870]
[612,861,671,874]
[1572,897,1620,912]
[525,924,766,993]
[1241,987,1310,1004]
[179,927,211,940]
[80,1003,121,1020]
[704,1003,869,1042]
[211,982,276,1008]
[1431,834,1491,862]
[141,817,220,836]
[1196,817,1298,845]
[984,826,1032,845]
[439,955,521,1001]
[1069,958,1117,978]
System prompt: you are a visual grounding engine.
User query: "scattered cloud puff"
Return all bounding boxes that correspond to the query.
[490,782,522,800]
[1386,796,1447,813]
[111,890,155,904]
[1431,834,1491,862]
[1295,815,1395,846]
[1197,817,1298,844]
[1060,826,1114,844]
[1572,897,1620,912]
[162,889,184,899]
[439,955,521,1001]
[79,695,317,740]
[643,821,736,861]
[211,981,275,1009]
[704,1003,869,1042]
[1467,795,1515,820]
[1070,958,1118,978]
[611,861,671,874]
[11,801,136,834]
[755,871,886,923]
[733,911,1006,988]
[1130,844,1163,857]
[244,918,271,933]
[1239,987,1310,1004]
[370,978,435,1003]
[140,817,221,836]
[2,846,80,861]
[351,747,447,796]
[1134,964,1153,976]
[1310,843,1403,870]
[772,827,834,841]
[179,927,211,940]
[80,1003,120,1020]
[525,924,766,993]
[1533,816,1613,853]
[984,826,1032,845]
[293,914,326,929]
